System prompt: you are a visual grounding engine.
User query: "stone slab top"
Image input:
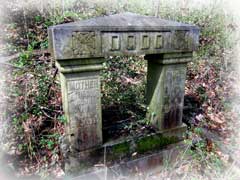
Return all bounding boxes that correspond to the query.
[48,12,199,60]
[50,12,199,32]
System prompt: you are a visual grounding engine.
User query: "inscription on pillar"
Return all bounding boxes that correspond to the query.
[67,77,101,151]
[163,65,186,129]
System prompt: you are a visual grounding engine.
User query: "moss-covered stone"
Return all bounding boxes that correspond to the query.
[111,142,130,157]
[65,156,92,175]
[136,135,178,153]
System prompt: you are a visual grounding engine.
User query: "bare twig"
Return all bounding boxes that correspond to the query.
[41,109,55,120]
[155,0,160,17]
[0,49,49,63]
[0,62,23,69]
[0,53,20,63]
[47,68,58,98]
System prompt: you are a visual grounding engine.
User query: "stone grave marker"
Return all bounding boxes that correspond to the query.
[48,12,199,174]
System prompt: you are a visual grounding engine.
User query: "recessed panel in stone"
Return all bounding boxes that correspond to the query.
[172,30,188,50]
[111,36,120,51]
[127,35,136,50]
[155,34,163,49]
[72,32,96,56]
[141,35,150,50]
[67,77,101,151]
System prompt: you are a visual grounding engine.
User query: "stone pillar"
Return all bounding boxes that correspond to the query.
[56,59,104,159]
[145,53,192,131]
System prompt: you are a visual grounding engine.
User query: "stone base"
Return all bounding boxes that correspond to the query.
[159,123,187,139]
[67,142,187,179]
[64,124,187,176]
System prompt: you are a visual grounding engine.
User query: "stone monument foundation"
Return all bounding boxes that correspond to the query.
[48,12,199,175]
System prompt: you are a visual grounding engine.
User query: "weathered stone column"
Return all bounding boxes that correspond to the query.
[56,60,104,150]
[55,59,104,172]
[145,53,192,131]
